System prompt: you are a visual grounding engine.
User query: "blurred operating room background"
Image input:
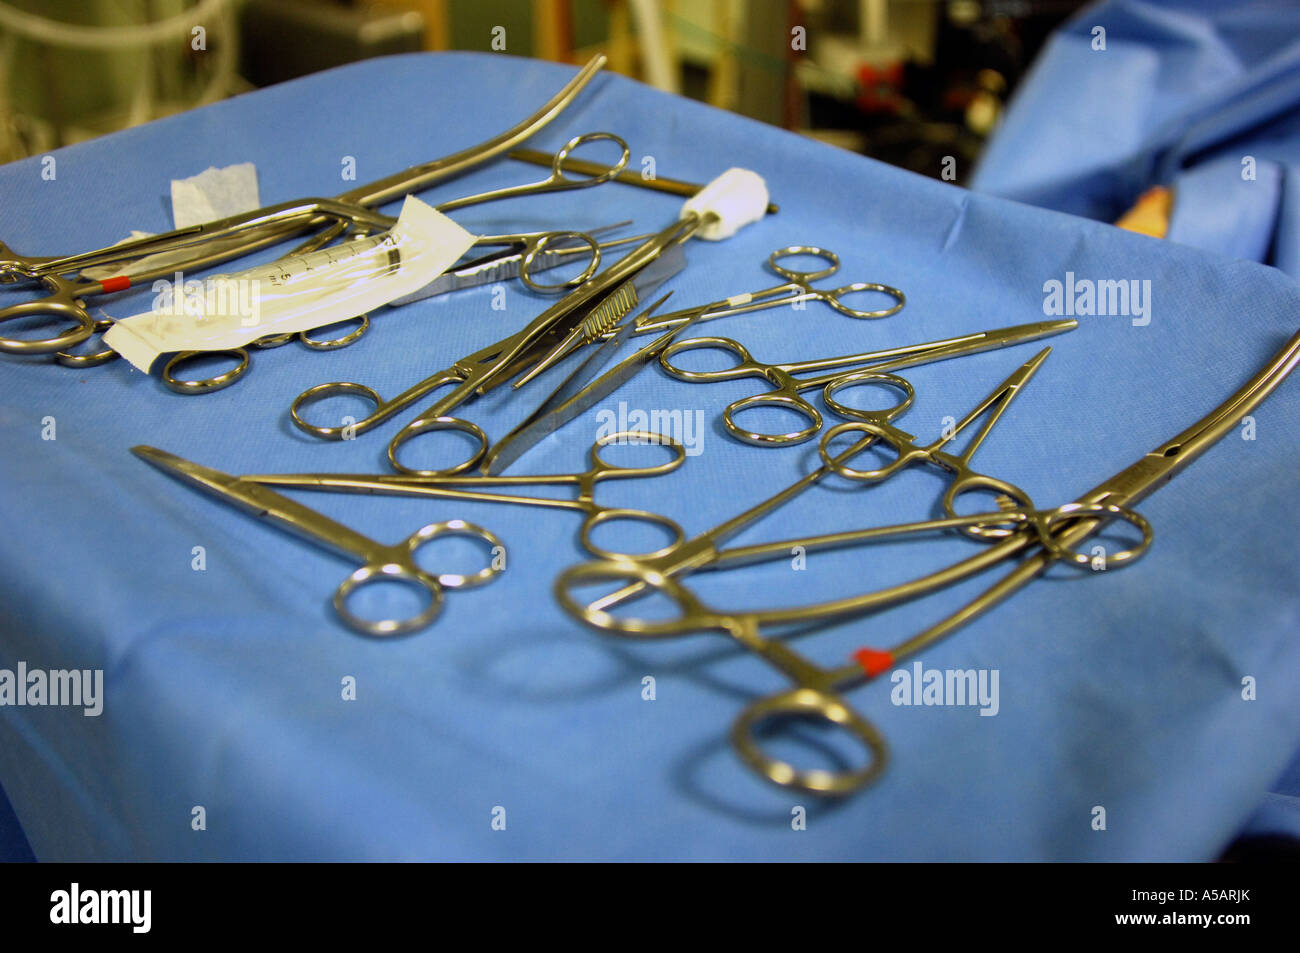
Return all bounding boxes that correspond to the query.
[0,0,1085,180]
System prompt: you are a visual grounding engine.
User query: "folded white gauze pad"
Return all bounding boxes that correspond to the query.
[83,164,262,281]
[171,163,262,229]
[680,168,769,240]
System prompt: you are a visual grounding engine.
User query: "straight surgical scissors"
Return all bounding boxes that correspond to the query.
[660,318,1076,446]
[555,329,1300,794]
[632,246,906,335]
[132,446,506,637]
[246,431,688,562]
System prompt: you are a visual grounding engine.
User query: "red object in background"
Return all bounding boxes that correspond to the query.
[856,61,904,113]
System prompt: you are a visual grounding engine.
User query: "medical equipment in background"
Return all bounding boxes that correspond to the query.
[0,0,239,161]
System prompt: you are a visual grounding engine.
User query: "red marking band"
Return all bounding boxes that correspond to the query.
[97,276,131,294]
[853,648,895,678]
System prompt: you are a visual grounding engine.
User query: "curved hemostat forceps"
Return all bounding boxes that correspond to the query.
[563,347,1053,623]
[248,298,702,560]
[8,128,637,395]
[0,56,609,357]
[659,318,1076,446]
[555,329,1300,795]
[131,447,507,638]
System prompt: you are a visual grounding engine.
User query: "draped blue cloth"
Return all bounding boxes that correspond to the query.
[0,51,1297,859]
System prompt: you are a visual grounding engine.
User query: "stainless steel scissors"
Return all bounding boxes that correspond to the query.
[632,245,906,335]
[132,446,506,637]
[255,301,699,559]
[555,329,1300,794]
[659,318,1075,446]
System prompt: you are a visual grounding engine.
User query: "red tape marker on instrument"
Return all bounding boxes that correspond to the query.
[97,276,131,294]
[853,648,895,678]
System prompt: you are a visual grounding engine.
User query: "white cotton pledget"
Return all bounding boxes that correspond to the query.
[680,168,769,240]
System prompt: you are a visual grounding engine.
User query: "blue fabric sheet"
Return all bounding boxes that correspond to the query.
[973,0,1300,852]
[972,0,1300,279]
[0,52,1298,861]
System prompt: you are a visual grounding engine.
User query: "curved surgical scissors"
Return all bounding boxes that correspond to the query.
[632,246,906,336]
[132,445,506,636]
[246,431,687,561]
[659,319,1076,446]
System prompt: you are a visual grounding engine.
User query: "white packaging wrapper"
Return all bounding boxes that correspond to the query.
[104,197,475,372]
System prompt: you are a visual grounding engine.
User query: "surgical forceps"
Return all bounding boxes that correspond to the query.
[249,302,703,559]
[560,349,1050,624]
[632,246,906,336]
[291,191,725,474]
[659,318,1076,446]
[0,54,609,354]
[813,347,1051,537]
[247,431,687,563]
[556,329,1300,794]
[132,446,506,637]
